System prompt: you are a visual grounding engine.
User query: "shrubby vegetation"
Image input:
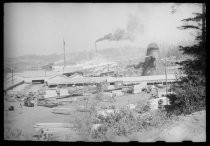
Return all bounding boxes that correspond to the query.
[159,45,183,59]
[4,127,24,140]
[72,95,174,141]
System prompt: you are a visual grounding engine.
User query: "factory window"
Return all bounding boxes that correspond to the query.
[32,80,44,84]
[75,83,83,86]
[49,85,57,88]
[110,82,115,85]
[58,84,67,88]
[154,82,160,85]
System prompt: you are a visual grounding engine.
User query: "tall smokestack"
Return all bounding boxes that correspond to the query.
[95,42,98,58]
[63,39,66,73]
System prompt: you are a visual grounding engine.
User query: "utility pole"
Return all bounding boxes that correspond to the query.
[95,42,98,58]
[11,68,14,90]
[164,58,168,95]
[160,58,168,95]
[63,39,66,74]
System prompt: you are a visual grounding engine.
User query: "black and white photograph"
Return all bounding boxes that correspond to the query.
[4,3,206,142]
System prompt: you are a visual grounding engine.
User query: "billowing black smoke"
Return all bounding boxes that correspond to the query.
[96,14,144,43]
[141,56,156,76]
[96,29,128,42]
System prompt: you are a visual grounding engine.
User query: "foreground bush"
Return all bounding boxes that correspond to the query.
[4,127,24,140]
[165,74,206,116]
[72,100,172,141]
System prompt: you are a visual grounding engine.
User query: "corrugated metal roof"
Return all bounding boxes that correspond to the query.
[20,70,59,78]
[48,77,107,85]
[48,74,69,80]
[106,74,177,83]
[63,66,84,73]
[4,75,24,90]
[69,73,84,78]
[47,74,181,85]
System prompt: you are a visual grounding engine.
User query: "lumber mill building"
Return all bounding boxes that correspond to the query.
[46,74,177,89]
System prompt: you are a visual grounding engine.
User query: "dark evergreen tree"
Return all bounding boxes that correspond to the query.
[166,4,206,115]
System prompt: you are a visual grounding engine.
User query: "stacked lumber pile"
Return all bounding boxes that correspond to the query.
[76,105,92,112]
[5,94,17,102]
[37,98,58,108]
[148,99,159,110]
[102,92,113,97]
[68,87,83,96]
[83,86,97,94]
[34,123,74,141]
[151,88,158,97]
[107,85,115,90]
[122,86,133,94]
[34,123,73,131]
[112,90,124,96]
[96,107,121,120]
[24,96,35,107]
[158,97,170,106]
[148,97,170,110]
[52,107,73,115]
[44,90,58,99]
[101,92,115,102]
[57,97,77,104]
[126,104,137,110]
[5,91,41,108]
[57,89,70,99]
[133,84,142,94]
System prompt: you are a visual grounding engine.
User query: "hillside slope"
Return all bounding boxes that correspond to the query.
[131,110,206,142]
[159,110,206,142]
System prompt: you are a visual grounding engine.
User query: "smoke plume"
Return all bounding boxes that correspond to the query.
[96,29,128,42]
[96,14,144,43]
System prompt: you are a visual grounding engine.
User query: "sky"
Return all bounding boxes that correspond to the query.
[4,3,202,58]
